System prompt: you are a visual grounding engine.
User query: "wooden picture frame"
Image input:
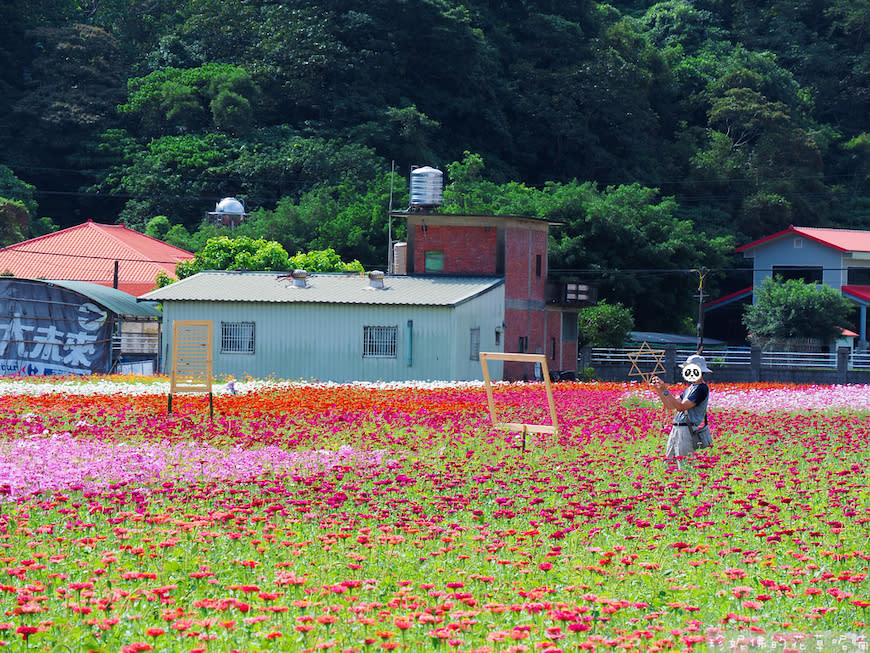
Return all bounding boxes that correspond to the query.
[479,352,559,440]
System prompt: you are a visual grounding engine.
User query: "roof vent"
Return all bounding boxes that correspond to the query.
[366,270,386,290]
[290,269,308,288]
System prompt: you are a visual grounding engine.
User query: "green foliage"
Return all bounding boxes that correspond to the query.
[442,152,502,214]
[154,270,175,288]
[742,276,855,345]
[145,215,171,240]
[545,180,735,330]
[1,0,870,314]
[120,64,259,135]
[29,217,59,238]
[288,248,365,274]
[0,199,29,246]
[175,236,290,279]
[578,300,635,347]
[91,129,383,231]
[239,171,402,267]
[0,166,38,217]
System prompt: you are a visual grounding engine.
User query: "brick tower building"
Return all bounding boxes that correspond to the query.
[393,210,592,381]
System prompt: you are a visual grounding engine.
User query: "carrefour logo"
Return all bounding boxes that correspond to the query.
[78,302,107,331]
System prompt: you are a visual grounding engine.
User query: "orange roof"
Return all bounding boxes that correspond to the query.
[737,225,870,253]
[0,221,194,296]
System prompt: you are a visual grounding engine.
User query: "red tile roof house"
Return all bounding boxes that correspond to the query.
[0,221,194,296]
[735,226,870,347]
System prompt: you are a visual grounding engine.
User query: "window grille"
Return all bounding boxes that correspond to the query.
[470,327,481,361]
[363,325,397,358]
[221,321,255,354]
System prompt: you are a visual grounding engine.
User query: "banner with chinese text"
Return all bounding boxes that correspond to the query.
[0,279,113,376]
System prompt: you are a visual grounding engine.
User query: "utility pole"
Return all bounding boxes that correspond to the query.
[387,160,395,274]
[694,266,708,354]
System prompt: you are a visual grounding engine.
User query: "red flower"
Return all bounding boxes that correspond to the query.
[121,644,152,653]
[16,625,39,641]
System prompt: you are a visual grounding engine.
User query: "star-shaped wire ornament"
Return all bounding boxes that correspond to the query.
[627,341,666,384]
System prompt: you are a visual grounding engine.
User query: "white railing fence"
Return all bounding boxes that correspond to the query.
[589,347,870,371]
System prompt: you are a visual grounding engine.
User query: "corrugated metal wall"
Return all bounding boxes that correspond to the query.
[160,289,505,382]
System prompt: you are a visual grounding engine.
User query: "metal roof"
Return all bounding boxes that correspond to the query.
[628,331,725,346]
[140,271,504,306]
[0,221,194,296]
[43,280,161,318]
[736,226,870,253]
[843,285,870,304]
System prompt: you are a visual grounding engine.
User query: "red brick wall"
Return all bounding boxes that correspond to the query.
[412,225,498,274]
[404,214,576,381]
[502,226,549,380]
[503,226,547,301]
[546,309,578,375]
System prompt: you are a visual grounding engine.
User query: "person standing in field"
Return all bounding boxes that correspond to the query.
[649,354,712,470]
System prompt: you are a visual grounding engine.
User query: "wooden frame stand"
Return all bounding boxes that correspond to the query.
[168,320,214,418]
[479,352,559,451]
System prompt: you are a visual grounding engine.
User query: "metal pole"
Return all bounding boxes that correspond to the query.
[696,266,708,354]
[387,160,395,274]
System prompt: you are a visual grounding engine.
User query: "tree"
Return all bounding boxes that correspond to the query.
[742,276,855,347]
[0,165,38,217]
[546,180,735,331]
[145,215,171,240]
[0,199,29,246]
[239,170,402,268]
[578,301,635,347]
[175,236,290,279]
[287,248,364,274]
[119,64,259,136]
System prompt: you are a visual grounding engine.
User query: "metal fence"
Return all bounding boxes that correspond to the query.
[590,347,870,370]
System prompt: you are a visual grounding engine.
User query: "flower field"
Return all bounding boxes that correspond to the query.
[1,377,868,652]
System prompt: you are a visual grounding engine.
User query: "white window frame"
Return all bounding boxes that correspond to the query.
[363,325,398,358]
[221,321,255,354]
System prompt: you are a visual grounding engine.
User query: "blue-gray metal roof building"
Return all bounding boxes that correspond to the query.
[141,271,506,382]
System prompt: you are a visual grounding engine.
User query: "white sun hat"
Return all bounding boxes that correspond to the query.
[679,354,712,373]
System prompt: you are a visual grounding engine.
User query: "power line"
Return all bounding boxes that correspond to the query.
[0,246,184,265]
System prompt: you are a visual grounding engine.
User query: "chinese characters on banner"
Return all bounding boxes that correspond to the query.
[0,280,112,376]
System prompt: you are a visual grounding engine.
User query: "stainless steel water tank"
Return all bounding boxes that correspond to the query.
[410,166,443,208]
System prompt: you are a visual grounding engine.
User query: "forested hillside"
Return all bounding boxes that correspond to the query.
[1,0,868,330]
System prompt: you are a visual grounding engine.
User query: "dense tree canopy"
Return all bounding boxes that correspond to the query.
[2,0,870,333]
[175,236,291,279]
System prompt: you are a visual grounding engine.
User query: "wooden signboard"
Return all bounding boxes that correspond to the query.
[169,320,214,416]
[479,352,559,450]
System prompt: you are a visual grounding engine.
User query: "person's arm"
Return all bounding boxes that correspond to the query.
[649,376,697,412]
